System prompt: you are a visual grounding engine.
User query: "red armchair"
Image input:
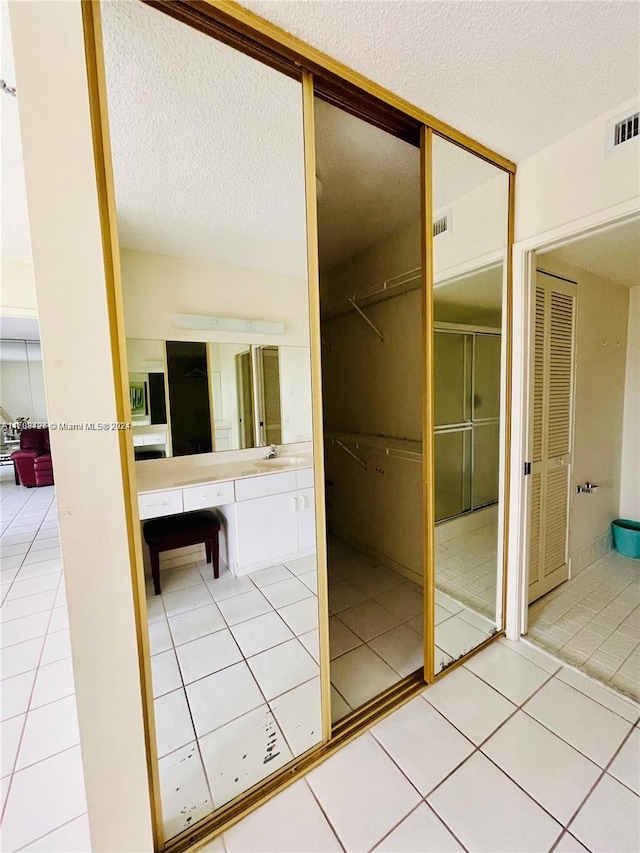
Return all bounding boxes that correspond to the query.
[11,429,55,488]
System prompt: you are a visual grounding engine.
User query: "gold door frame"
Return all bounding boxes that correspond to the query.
[81,1,516,850]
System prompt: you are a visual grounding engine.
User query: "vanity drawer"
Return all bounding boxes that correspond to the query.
[296,468,314,490]
[183,480,235,511]
[138,489,183,520]
[235,471,297,502]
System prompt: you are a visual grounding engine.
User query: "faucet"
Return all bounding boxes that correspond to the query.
[265,445,278,459]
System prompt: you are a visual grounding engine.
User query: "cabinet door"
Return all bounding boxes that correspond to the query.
[235,491,299,569]
[297,488,316,552]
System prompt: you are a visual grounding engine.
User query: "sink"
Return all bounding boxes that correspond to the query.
[254,456,311,470]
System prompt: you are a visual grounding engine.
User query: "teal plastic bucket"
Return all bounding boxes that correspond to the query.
[612,519,640,559]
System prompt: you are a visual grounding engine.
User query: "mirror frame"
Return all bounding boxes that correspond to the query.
[83,2,515,850]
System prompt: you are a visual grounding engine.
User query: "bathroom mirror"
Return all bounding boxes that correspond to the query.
[431,135,509,672]
[127,339,313,459]
[102,0,321,841]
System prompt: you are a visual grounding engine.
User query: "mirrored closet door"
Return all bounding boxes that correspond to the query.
[314,98,424,721]
[100,0,322,841]
[430,135,510,673]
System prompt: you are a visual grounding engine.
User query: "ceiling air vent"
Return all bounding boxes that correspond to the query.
[606,107,640,156]
[433,210,451,237]
[614,113,639,147]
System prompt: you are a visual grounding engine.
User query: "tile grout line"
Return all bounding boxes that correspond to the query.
[418,659,638,848]
[0,489,77,840]
[562,717,640,839]
[525,629,640,704]
[12,811,88,852]
[300,777,347,853]
[151,559,323,834]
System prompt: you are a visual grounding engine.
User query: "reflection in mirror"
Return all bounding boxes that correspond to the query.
[102,0,320,840]
[432,135,509,672]
[127,340,312,458]
[166,341,213,456]
[315,98,423,722]
[127,342,169,460]
[0,339,47,426]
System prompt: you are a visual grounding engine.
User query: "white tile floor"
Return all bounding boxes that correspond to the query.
[435,518,499,619]
[146,551,321,840]
[328,538,497,716]
[528,550,640,701]
[5,468,636,853]
[202,637,640,853]
[0,470,90,852]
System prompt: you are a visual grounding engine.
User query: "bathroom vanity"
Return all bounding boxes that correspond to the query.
[136,454,315,576]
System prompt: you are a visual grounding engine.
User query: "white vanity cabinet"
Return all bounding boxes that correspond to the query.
[235,492,300,568]
[137,463,315,575]
[296,468,316,553]
[232,469,316,574]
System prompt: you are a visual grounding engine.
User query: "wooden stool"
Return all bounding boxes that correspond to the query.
[143,510,220,595]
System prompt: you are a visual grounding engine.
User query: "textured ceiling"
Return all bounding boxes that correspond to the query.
[315,100,506,270]
[3,1,639,268]
[539,217,640,288]
[100,0,308,277]
[240,0,640,162]
[315,98,420,269]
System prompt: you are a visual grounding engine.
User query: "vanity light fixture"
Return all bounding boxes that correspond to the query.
[171,313,284,335]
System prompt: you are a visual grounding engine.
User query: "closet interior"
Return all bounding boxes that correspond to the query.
[315,99,425,720]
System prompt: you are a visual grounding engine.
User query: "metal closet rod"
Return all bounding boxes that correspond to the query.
[326,432,423,465]
[350,267,421,308]
[326,268,422,341]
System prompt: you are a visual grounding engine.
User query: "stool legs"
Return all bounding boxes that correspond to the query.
[150,547,161,596]
[204,538,220,580]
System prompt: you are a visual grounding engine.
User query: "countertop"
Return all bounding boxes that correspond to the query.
[136,455,313,495]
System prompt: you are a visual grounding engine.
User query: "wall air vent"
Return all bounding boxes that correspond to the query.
[606,108,640,156]
[433,210,452,237]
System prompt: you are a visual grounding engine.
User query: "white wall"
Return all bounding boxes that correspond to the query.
[279,346,313,443]
[620,285,640,520]
[516,97,640,243]
[121,247,311,348]
[0,348,47,422]
[9,3,154,850]
[0,258,37,317]
[125,337,164,374]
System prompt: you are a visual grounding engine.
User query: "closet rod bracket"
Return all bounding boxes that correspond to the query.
[348,297,384,341]
[334,439,367,469]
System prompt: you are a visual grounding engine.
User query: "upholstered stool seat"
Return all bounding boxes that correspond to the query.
[143,510,220,595]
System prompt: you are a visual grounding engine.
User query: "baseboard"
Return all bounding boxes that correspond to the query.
[330,529,423,587]
[570,530,614,577]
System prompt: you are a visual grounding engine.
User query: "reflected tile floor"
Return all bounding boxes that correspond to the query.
[146,553,320,839]
[528,550,640,701]
[202,638,640,853]
[435,516,498,619]
[327,538,496,719]
[0,470,89,852]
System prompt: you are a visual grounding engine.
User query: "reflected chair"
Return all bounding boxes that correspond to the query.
[143,510,220,595]
[11,428,54,488]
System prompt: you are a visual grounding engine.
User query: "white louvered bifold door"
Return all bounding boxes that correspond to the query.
[528,272,576,604]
